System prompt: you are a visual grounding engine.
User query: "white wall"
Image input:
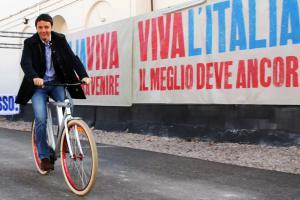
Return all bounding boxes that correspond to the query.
[0,0,151,33]
[153,0,193,10]
[0,0,192,33]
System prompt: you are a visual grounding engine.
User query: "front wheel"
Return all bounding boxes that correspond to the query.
[60,119,98,196]
[31,121,49,175]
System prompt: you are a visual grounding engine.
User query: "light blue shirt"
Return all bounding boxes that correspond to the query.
[43,40,56,82]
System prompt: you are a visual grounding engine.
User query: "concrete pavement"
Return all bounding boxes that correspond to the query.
[0,128,299,200]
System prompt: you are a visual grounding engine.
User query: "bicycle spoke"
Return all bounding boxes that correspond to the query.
[73,160,85,187]
[80,161,89,185]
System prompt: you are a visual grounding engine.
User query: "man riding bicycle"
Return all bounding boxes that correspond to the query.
[15,13,91,172]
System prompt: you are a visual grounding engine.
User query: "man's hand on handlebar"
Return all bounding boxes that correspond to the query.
[33,78,44,86]
[33,77,90,87]
[81,77,91,85]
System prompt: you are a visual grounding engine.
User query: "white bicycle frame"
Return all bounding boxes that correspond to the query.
[46,96,84,159]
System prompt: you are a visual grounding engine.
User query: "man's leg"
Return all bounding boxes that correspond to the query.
[48,85,64,164]
[31,88,50,160]
[50,85,65,102]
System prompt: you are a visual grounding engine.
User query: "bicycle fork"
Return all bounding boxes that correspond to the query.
[64,117,85,160]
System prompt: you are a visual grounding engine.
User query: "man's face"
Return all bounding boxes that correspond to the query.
[36,20,52,42]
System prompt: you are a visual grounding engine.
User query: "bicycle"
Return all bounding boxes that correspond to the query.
[31,82,98,196]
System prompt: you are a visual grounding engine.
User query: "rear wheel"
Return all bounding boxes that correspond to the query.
[31,121,48,175]
[60,119,98,196]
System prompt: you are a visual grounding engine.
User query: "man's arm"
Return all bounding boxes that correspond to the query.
[20,39,39,83]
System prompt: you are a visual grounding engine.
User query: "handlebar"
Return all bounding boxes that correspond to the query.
[38,81,86,104]
[41,81,85,87]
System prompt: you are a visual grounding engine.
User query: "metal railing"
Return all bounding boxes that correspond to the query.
[0,31,33,49]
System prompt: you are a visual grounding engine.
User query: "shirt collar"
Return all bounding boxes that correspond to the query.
[40,35,52,46]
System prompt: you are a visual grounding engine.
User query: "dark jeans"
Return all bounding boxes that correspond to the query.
[31,83,64,160]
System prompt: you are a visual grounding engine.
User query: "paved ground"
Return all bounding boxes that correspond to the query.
[0,128,300,200]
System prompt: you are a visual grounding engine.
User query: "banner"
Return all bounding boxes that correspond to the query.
[0,48,21,114]
[0,95,20,115]
[67,19,133,106]
[133,0,300,105]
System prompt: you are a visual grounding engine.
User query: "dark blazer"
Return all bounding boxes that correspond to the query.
[16,31,88,105]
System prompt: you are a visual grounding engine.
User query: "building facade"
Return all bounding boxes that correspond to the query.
[2,0,300,146]
[0,0,192,34]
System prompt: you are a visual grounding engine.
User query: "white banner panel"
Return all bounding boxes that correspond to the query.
[0,48,21,94]
[0,48,21,115]
[133,0,300,105]
[67,19,133,106]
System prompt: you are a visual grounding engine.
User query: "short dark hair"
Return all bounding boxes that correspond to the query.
[35,13,53,27]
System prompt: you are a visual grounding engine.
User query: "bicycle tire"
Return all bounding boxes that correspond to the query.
[60,119,98,196]
[31,121,49,175]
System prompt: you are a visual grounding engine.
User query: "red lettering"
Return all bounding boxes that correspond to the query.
[224,61,233,89]
[286,56,299,87]
[160,67,167,90]
[105,76,109,95]
[100,77,105,95]
[260,58,271,87]
[214,62,223,89]
[100,33,110,69]
[82,84,90,95]
[109,31,119,69]
[150,68,160,90]
[171,13,185,58]
[151,18,157,61]
[87,36,95,70]
[115,75,120,95]
[181,65,185,90]
[196,63,205,89]
[91,77,96,94]
[236,60,246,88]
[86,31,119,70]
[95,35,100,70]
[247,59,258,88]
[206,63,213,89]
[158,15,171,59]
[185,64,193,89]
[139,68,148,91]
[147,65,195,91]
[174,66,180,90]
[273,57,284,87]
[87,76,120,96]
[139,68,143,91]
[109,76,114,94]
[167,66,174,90]
[138,20,150,61]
